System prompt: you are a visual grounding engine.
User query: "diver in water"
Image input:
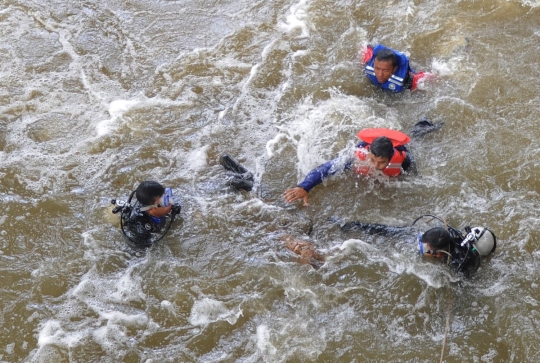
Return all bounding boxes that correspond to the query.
[283,215,496,275]
[341,215,497,276]
[111,181,181,248]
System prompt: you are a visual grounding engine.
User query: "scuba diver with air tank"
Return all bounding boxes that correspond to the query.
[280,214,497,275]
[111,181,181,248]
[342,214,497,276]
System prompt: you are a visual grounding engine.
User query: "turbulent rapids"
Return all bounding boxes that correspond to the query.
[0,1,539,362]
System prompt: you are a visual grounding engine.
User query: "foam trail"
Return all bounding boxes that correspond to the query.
[96,100,139,136]
[256,325,277,359]
[278,0,313,38]
[188,297,243,326]
[26,10,108,108]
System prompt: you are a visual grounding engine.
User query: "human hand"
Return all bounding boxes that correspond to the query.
[283,187,309,206]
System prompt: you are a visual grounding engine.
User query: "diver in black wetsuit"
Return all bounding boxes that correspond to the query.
[112,181,181,248]
[341,215,497,276]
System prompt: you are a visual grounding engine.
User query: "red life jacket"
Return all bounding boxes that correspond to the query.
[354,128,410,177]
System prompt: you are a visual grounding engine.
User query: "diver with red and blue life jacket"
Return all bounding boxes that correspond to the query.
[283,128,414,206]
[363,44,430,92]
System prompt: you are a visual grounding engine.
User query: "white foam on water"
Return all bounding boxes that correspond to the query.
[431,57,460,77]
[326,238,453,288]
[214,57,253,71]
[181,145,210,177]
[256,325,277,360]
[5,343,15,355]
[283,286,319,308]
[231,197,281,214]
[36,320,86,349]
[475,280,511,297]
[267,90,402,177]
[254,310,328,362]
[91,324,129,357]
[109,269,147,303]
[29,256,162,361]
[266,132,291,158]
[98,311,149,327]
[188,297,243,327]
[94,94,195,138]
[96,99,139,136]
[520,0,540,7]
[232,39,281,113]
[278,0,313,39]
[160,300,177,316]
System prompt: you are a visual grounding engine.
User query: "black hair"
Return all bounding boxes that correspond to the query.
[135,181,165,206]
[422,227,452,250]
[370,136,394,159]
[375,49,398,67]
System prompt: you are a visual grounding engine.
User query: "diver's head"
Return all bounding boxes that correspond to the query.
[469,227,497,256]
[367,137,393,170]
[418,227,452,258]
[136,181,172,217]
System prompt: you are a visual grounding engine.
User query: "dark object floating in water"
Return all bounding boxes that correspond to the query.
[411,117,444,137]
[219,153,254,192]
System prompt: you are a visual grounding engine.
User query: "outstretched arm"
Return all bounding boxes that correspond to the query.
[283,156,353,205]
[341,221,414,237]
[298,160,336,192]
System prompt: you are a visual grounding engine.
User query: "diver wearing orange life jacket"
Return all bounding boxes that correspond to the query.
[282,128,414,205]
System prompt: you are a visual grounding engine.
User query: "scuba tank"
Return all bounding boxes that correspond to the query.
[460,226,497,256]
[111,189,181,247]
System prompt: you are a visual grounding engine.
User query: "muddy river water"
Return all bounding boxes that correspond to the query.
[1,0,540,362]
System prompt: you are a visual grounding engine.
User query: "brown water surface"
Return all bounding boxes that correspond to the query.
[0,0,539,362]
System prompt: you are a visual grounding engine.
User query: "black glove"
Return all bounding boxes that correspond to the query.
[172,204,182,215]
[229,172,254,191]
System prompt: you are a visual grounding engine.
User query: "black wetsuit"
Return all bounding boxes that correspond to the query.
[341,221,481,276]
[121,202,178,248]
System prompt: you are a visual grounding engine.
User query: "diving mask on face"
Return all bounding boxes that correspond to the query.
[417,233,436,256]
[139,187,174,211]
[159,187,174,207]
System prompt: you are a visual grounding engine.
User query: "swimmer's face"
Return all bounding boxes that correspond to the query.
[373,58,398,84]
[147,195,172,217]
[367,152,390,170]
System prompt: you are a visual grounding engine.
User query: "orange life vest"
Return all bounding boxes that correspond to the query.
[353,128,410,177]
